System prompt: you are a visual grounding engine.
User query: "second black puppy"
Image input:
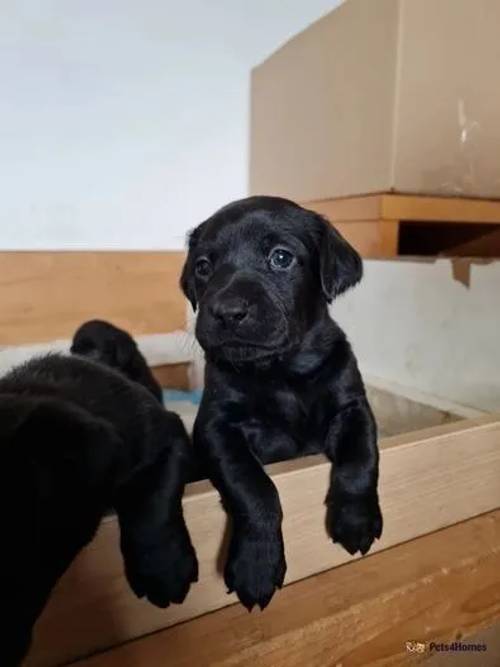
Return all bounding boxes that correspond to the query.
[71,319,163,402]
[0,354,197,666]
[181,196,382,611]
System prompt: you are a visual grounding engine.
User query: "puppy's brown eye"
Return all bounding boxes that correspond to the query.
[195,257,212,278]
[269,247,295,270]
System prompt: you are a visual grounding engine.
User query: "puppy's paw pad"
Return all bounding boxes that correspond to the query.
[124,526,198,608]
[225,528,286,611]
[329,495,382,556]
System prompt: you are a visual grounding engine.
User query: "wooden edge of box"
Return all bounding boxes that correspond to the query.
[0,250,187,346]
[381,195,500,224]
[27,413,500,667]
[305,194,500,225]
[327,220,398,258]
[304,195,384,222]
[151,362,191,390]
[73,508,500,667]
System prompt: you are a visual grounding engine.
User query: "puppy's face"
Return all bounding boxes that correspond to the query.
[181,197,362,363]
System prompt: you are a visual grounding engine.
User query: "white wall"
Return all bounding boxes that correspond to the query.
[334,259,500,412]
[1,0,339,249]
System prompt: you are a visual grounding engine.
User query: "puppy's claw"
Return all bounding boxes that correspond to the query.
[328,494,383,557]
[241,599,255,612]
[359,534,375,556]
[224,526,286,612]
[258,591,275,611]
[342,541,359,556]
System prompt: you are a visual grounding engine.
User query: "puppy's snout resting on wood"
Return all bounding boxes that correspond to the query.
[0,350,197,666]
[181,195,382,611]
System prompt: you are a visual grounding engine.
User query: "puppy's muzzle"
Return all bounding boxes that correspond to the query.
[209,297,254,330]
[196,274,288,356]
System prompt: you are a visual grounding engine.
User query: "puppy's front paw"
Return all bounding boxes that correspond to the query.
[124,520,198,608]
[328,493,382,556]
[225,523,286,611]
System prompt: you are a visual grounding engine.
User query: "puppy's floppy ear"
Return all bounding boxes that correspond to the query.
[180,226,201,311]
[315,214,363,302]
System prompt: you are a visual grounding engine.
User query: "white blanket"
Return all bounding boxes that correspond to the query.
[0,330,196,378]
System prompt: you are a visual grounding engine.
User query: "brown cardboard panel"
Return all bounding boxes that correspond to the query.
[250,0,500,201]
[394,0,500,198]
[250,0,399,201]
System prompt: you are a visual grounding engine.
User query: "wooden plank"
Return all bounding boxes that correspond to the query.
[307,214,400,258]
[429,623,500,665]
[72,509,500,667]
[305,195,383,222]
[381,194,500,224]
[26,414,500,667]
[306,218,398,259]
[151,362,190,390]
[378,220,400,256]
[334,220,399,258]
[0,251,186,345]
[305,194,500,225]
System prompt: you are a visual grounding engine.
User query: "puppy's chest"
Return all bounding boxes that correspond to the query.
[244,384,331,462]
[264,388,311,425]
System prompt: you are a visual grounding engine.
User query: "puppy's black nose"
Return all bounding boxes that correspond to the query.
[210,298,249,327]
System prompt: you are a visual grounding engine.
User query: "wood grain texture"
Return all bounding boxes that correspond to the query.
[429,623,500,665]
[305,195,383,222]
[305,194,500,257]
[306,194,500,224]
[26,414,500,667]
[334,220,399,257]
[0,251,186,345]
[382,195,500,224]
[72,510,500,667]
[151,363,190,390]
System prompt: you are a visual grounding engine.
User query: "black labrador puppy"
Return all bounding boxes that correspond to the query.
[71,320,205,483]
[0,354,197,666]
[71,319,163,402]
[180,196,382,611]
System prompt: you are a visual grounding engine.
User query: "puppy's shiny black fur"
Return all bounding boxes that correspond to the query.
[71,321,206,484]
[0,354,197,666]
[71,319,163,402]
[181,196,382,611]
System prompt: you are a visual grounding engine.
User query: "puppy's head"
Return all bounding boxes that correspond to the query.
[71,320,163,403]
[180,196,362,363]
[71,320,137,370]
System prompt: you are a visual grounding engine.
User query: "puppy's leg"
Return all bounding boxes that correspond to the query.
[113,411,198,608]
[195,414,286,611]
[324,399,382,556]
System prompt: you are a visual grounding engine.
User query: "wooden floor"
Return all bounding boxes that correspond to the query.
[70,509,500,667]
[428,624,500,665]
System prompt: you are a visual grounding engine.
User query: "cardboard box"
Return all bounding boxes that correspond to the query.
[250,0,500,202]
